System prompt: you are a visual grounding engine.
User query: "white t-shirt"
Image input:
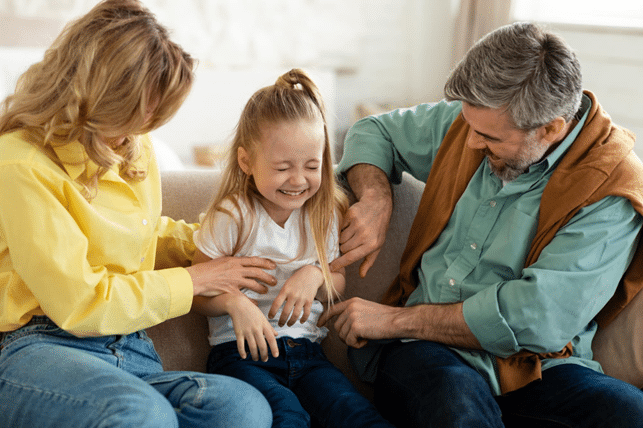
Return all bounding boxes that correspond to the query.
[193,197,340,346]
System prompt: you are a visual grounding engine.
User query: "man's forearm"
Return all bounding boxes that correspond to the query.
[345,163,393,205]
[397,303,483,350]
[323,297,483,350]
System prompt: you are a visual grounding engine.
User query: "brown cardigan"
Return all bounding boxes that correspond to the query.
[381,91,643,394]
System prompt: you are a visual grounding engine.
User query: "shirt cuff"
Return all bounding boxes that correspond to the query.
[462,284,519,357]
[159,267,194,319]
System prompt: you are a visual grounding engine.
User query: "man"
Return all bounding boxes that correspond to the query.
[319,22,643,427]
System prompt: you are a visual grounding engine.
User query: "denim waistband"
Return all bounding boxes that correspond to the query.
[211,336,324,362]
[1,315,58,344]
[0,316,149,348]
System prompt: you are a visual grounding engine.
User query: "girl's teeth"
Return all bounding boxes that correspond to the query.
[280,190,305,196]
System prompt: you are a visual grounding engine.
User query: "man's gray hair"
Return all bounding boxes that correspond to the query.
[444,22,582,130]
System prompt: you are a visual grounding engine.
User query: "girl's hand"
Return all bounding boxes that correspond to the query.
[268,265,323,327]
[225,291,279,362]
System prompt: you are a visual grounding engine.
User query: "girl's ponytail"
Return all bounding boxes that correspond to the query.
[275,69,327,125]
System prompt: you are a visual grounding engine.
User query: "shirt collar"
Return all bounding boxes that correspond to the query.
[535,93,592,173]
[52,140,96,180]
[52,135,152,181]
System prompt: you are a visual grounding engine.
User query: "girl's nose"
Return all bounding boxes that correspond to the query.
[289,170,307,185]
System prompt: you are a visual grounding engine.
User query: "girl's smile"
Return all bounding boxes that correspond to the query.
[238,117,325,227]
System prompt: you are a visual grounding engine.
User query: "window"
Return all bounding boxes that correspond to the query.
[512,0,643,29]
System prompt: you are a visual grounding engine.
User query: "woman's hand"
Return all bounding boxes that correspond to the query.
[268,265,323,327]
[187,255,277,297]
[224,291,279,362]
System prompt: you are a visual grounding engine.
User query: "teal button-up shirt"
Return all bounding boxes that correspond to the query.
[338,96,642,395]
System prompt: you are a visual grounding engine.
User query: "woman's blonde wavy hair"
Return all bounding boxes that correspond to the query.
[204,68,348,304]
[0,0,195,197]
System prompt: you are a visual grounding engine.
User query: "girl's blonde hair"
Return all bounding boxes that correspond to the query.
[205,68,348,303]
[0,0,195,197]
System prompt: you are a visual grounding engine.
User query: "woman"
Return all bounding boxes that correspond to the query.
[0,1,274,427]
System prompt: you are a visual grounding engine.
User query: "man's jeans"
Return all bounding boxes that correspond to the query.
[374,340,643,428]
[209,336,394,428]
[0,316,272,428]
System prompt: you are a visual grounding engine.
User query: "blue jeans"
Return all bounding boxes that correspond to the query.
[374,340,643,428]
[0,316,272,428]
[208,337,394,428]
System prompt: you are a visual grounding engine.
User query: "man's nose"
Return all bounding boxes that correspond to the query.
[466,132,487,150]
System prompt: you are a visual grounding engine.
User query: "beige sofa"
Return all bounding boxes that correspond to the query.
[147,169,643,398]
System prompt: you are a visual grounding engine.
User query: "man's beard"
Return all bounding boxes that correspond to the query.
[483,132,549,182]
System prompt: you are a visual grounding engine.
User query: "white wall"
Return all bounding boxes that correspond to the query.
[552,25,643,158]
[334,0,459,134]
[1,1,641,162]
[0,0,460,165]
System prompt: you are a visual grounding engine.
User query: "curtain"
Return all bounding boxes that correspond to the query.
[452,0,514,67]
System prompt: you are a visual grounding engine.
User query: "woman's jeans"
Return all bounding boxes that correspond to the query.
[0,316,272,428]
[374,340,643,428]
[208,336,394,428]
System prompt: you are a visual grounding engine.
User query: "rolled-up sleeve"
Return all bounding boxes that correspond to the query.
[338,101,463,184]
[463,196,642,357]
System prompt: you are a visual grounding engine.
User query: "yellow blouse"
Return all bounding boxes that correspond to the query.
[0,131,195,336]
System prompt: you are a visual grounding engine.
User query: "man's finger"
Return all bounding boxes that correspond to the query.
[318,299,348,326]
[359,249,381,278]
[330,250,364,272]
[338,222,357,244]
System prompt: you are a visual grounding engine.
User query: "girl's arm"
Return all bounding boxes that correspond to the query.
[268,264,345,327]
[191,249,279,361]
[194,290,279,361]
[316,267,346,302]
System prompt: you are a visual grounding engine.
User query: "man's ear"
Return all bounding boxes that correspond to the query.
[538,116,568,146]
[237,147,252,175]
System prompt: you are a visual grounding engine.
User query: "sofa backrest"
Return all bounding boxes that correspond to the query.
[148,168,643,392]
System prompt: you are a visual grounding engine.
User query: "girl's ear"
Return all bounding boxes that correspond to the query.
[237,147,252,175]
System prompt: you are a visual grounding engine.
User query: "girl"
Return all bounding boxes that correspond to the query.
[0,1,272,427]
[192,69,394,427]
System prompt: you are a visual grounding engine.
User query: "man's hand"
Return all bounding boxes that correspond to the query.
[331,198,391,277]
[187,255,277,297]
[330,164,393,277]
[318,297,404,348]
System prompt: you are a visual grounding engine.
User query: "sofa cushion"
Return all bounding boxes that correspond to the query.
[593,286,643,388]
[146,312,211,372]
